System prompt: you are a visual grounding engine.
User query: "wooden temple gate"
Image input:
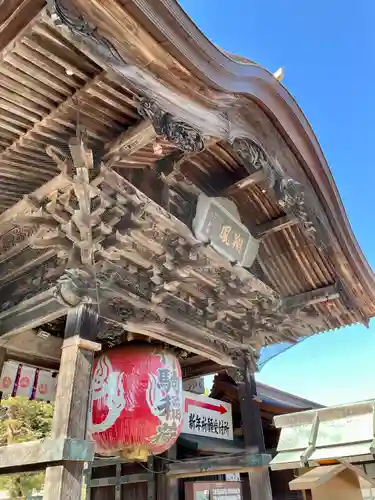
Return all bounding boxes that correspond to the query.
[0,1,374,499]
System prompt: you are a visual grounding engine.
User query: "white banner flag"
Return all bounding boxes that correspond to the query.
[16,365,36,398]
[35,370,54,401]
[0,362,19,396]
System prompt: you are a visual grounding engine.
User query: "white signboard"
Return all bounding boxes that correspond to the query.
[182,391,233,440]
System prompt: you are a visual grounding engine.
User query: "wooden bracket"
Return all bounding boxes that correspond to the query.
[283,284,339,311]
[0,438,95,475]
[221,170,266,196]
[103,118,157,164]
[253,214,299,238]
[62,335,102,352]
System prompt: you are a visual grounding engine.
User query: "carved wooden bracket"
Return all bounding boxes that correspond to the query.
[0,132,327,355]
[138,98,205,153]
[231,137,328,248]
[227,349,258,380]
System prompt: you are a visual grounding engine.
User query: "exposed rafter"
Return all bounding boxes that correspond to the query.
[0,1,46,56]
[0,70,109,181]
[284,284,340,311]
[253,215,299,238]
[102,118,156,165]
[220,170,265,196]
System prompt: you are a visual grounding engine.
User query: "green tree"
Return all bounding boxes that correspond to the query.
[0,397,53,499]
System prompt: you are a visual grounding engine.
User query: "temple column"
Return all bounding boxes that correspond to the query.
[0,348,6,400]
[236,357,273,500]
[43,303,101,500]
[155,445,179,500]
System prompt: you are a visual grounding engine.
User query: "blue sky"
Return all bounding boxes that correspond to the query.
[179,0,375,406]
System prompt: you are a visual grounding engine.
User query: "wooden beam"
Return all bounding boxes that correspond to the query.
[165,452,270,478]
[0,1,45,55]
[43,304,101,500]
[248,468,275,500]
[0,288,68,338]
[0,438,94,475]
[90,472,153,488]
[5,350,59,371]
[100,309,238,367]
[181,357,222,380]
[178,434,244,454]
[253,214,299,238]
[284,284,339,311]
[103,118,157,164]
[0,330,62,364]
[220,170,265,196]
[124,321,235,366]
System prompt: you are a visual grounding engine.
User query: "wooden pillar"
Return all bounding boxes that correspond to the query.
[236,361,273,500]
[155,445,178,500]
[43,304,101,500]
[0,347,6,400]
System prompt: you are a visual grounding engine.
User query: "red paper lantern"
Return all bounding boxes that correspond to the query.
[88,345,183,460]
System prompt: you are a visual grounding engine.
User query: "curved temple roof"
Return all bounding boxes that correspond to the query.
[0,0,374,356]
[115,0,375,311]
[70,0,375,322]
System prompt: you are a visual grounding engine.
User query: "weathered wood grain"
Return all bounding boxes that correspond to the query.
[165,451,270,478]
[253,214,299,238]
[235,359,273,500]
[43,304,100,500]
[156,446,178,500]
[0,437,94,475]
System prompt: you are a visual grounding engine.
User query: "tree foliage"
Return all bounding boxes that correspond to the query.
[0,397,53,499]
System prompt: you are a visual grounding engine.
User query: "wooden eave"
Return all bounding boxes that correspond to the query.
[123,0,373,303]
[0,0,373,364]
[63,0,375,319]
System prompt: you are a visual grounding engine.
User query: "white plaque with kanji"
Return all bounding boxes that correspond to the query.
[182,391,233,440]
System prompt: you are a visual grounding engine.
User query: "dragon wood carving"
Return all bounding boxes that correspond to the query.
[138,99,205,153]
